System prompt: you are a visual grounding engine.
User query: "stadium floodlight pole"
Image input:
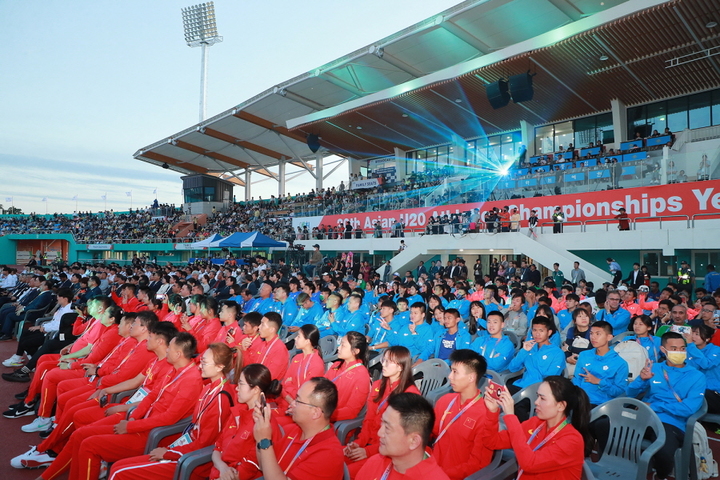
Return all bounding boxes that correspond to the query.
[181,2,223,122]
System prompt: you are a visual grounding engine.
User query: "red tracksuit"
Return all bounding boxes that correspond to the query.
[241,334,264,366]
[108,377,234,480]
[482,411,584,480]
[191,317,222,353]
[432,392,493,480]
[356,454,450,480]
[346,380,421,478]
[276,351,325,415]
[24,319,108,405]
[208,404,284,480]
[42,360,202,480]
[38,356,173,456]
[324,360,371,422]
[275,424,345,480]
[33,324,121,417]
[212,321,245,348]
[256,336,289,381]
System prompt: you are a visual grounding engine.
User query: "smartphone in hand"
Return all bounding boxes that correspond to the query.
[487,380,505,401]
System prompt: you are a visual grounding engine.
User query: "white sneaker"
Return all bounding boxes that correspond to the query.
[3,354,24,367]
[21,417,53,433]
[10,446,54,469]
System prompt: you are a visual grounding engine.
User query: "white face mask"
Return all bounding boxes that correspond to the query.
[665,351,687,365]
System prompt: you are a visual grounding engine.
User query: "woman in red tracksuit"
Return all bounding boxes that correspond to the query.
[209,363,284,480]
[482,375,592,480]
[344,346,420,478]
[107,343,236,480]
[276,324,325,425]
[324,331,371,422]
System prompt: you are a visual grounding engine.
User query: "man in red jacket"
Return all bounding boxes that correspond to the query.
[357,392,450,480]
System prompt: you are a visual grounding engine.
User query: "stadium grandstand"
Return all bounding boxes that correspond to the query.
[2,0,720,478]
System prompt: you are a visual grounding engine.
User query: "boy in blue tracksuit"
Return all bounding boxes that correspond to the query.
[367,300,400,346]
[266,284,298,327]
[371,302,434,365]
[288,293,323,330]
[572,320,629,407]
[394,298,410,324]
[626,332,706,480]
[687,324,720,413]
[507,315,565,392]
[404,283,424,309]
[433,308,471,361]
[470,311,514,372]
[331,294,367,337]
[447,286,471,319]
[595,291,632,335]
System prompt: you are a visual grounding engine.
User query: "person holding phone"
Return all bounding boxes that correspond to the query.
[432,350,492,480]
[482,376,591,480]
[344,346,420,478]
[108,343,236,480]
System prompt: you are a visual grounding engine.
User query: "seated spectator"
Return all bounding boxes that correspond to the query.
[324,331,371,422]
[277,324,325,420]
[469,311,514,372]
[252,377,345,480]
[108,343,236,480]
[254,312,289,381]
[627,332,706,480]
[563,308,593,371]
[370,302,434,366]
[507,316,566,421]
[344,346,420,477]
[572,320,628,407]
[292,293,323,331]
[239,311,263,366]
[356,392,450,480]
[467,301,486,336]
[625,314,662,362]
[656,304,690,337]
[686,324,720,414]
[503,294,528,339]
[557,293,580,332]
[433,308,471,362]
[595,290,631,335]
[482,376,591,480]
[432,350,492,480]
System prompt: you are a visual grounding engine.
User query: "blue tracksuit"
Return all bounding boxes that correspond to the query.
[394,311,410,324]
[367,314,403,345]
[687,342,720,391]
[267,299,298,326]
[572,348,629,406]
[557,309,574,331]
[405,294,424,308]
[293,303,324,328]
[332,309,367,337]
[433,327,472,360]
[389,322,435,361]
[470,335,514,372]
[626,361,706,431]
[508,343,566,389]
[447,298,471,318]
[595,307,632,335]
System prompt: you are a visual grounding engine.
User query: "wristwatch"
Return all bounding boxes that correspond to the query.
[257,438,273,450]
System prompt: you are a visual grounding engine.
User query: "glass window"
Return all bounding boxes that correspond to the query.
[667,97,688,133]
[437,145,449,166]
[627,105,647,140]
[713,90,720,126]
[535,125,554,155]
[554,121,573,151]
[660,254,678,277]
[642,251,659,276]
[597,112,614,144]
[689,92,711,130]
[646,102,666,136]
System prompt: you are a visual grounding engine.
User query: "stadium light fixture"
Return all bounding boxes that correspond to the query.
[181,2,223,122]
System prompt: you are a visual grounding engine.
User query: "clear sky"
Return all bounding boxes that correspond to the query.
[0,0,460,215]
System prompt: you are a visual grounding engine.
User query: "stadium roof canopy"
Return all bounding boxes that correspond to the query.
[135,0,720,185]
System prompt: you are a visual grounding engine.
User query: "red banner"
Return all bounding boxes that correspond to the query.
[304,180,720,231]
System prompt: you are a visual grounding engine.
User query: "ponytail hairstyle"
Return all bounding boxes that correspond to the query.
[374,346,414,403]
[299,324,322,360]
[343,331,368,367]
[241,363,283,399]
[544,375,592,457]
[468,300,486,336]
[106,304,123,325]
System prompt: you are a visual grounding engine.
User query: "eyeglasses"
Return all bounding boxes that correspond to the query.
[293,397,320,409]
[607,297,621,301]
[381,358,398,366]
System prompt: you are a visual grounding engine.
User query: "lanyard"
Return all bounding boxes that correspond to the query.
[296,353,315,388]
[517,419,569,479]
[111,340,143,374]
[636,336,658,361]
[97,337,130,369]
[662,368,683,403]
[190,378,228,435]
[140,358,159,388]
[330,362,363,383]
[482,337,503,359]
[379,452,429,480]
[261,337,279,364]
[435,393,482,444]
[278,426,330,474]
[145,362,196,418]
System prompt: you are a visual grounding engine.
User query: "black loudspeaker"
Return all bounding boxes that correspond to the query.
[509,73,534,103]
[307,134,321,153]
[486,80,510,109]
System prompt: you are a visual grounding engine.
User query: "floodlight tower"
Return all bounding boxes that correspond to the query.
[181,2,223,122]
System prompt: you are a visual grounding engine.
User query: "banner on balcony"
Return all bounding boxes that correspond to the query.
[351,178,380,190]
[295,180,720,231]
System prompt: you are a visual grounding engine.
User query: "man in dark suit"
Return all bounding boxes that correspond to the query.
[147,272,162,293]
[624,262,646,289]
[0,279,54,339]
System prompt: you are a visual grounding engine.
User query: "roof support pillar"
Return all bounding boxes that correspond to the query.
[611,98,627,149]
[245,170,252,201]
[278,160,286,198]
[315,153,324,192]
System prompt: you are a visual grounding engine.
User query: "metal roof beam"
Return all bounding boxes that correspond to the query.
[172,138,274,178]
[139,151,209,175]
[274,133,317,179]
[274,88,325,110]
[323,157,347,180]
[440,22,491,55]
[320,72,365,97]
[672,6,720,76]
[240,147,279,181]
[201,127,287,161]
[546,0,584,22]
[529,56,599,112]
[372,48,424,78]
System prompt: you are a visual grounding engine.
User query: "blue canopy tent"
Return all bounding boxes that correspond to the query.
[207,232,287,249]
[189,233,224,249]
